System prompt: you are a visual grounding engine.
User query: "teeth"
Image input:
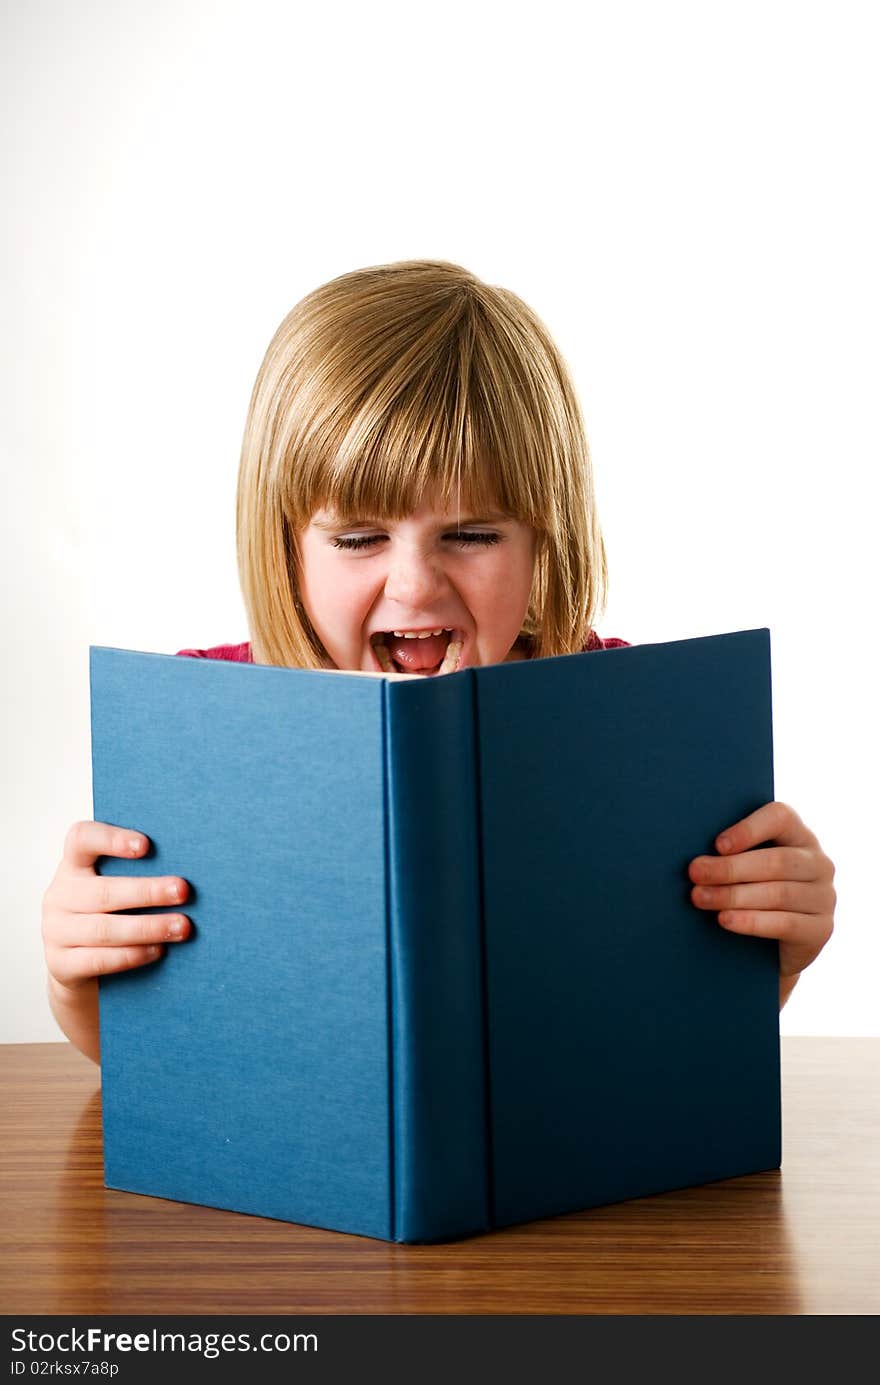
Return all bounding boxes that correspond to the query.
[438,639,463,675]
[391,628,447,638]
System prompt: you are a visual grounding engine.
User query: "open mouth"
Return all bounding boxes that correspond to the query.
[370,628,464,676]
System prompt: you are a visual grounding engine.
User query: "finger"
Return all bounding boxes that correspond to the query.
[717,909,834,949]
[48,943,166,987]
[63,871,189,914]
[714,801,819,855]
[46,912,191,949]
[692,879,835,914]
[689,845,821,886]
[63,820,151,871]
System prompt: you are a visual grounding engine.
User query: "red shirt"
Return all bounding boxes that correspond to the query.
[175,632,631,662]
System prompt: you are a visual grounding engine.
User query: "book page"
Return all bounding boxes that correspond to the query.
[311,667,423,681]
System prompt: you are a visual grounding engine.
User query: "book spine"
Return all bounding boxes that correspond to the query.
[384,672,491,1243]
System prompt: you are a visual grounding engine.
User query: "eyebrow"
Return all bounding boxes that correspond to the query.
[311,513,510,531]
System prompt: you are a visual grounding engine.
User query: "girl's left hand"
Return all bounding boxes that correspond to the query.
[687,800,836,1007]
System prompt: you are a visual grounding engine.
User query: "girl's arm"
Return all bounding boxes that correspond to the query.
[778,972,801,1009]
[47,976,101,1065]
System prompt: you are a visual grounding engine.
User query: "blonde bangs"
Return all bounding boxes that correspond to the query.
[276,290,557,531]
[237,260,608,669]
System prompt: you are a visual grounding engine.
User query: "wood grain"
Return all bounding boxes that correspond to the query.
[1,1038,877,1315]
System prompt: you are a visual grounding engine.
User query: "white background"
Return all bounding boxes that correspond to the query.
[3,0,876,1040]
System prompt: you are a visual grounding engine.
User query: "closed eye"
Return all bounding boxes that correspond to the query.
[449,531,501,548]
[330,531,501,552]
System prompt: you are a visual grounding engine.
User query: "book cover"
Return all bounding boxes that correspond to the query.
[90,628,780,1243]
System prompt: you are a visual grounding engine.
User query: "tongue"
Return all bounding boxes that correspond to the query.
[384,633,450,670]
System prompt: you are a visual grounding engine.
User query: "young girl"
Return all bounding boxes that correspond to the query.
[41,259,837,1064]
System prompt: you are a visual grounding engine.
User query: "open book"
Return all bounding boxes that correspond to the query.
[90,628,780,1243]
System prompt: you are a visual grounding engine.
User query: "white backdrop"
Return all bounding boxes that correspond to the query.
[3,0,876,1040]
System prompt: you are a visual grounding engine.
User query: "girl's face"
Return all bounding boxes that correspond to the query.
[297,498,537,675]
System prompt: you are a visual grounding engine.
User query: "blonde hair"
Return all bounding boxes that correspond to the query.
[236,259,608,667]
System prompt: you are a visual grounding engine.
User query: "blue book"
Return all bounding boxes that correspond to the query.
[90,628,780,1243]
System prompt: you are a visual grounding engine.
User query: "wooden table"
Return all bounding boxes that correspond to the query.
[1,1039,877,1315]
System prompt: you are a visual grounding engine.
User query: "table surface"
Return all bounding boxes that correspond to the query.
[1,1038,878,1315]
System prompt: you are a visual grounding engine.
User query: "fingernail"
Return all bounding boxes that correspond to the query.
[717,835,732,852]
[129,837,143,854]
[147,945,161,958]
[167,919,184,938]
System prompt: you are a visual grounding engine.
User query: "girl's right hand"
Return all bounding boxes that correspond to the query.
[42,820,191,991]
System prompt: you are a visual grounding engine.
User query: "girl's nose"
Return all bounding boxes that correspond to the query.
[383,545,447,610]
